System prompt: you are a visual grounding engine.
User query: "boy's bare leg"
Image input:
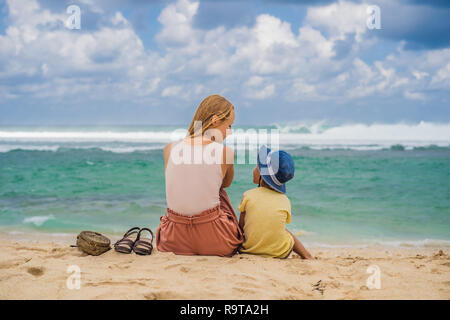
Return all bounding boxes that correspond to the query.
[286,230,314,259]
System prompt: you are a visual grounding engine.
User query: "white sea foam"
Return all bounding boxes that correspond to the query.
[302,238,450,248]
[2,142,447,153]
[0,122,449,152]
[0,144,165,153]
[273,121,450,140]
[99,146,164,153]
[7,231,25,235]
[270,121,450,149]
[0,130,184,142]
[23,215,55,227]
[0,145,60,152]
[367,238,450,248]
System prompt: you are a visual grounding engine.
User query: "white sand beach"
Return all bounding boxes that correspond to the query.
[0,234,449,300]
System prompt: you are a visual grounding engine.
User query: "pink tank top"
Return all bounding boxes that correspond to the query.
[165,140,223,215]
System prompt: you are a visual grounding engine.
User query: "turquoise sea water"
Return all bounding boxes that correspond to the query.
[1,124,449,247]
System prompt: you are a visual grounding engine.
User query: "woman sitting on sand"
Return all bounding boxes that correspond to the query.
[156,94,243,257]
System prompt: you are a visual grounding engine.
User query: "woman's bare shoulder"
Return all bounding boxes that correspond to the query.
[164,142,173,151]
[222,145,235,164]
[163,142,177,170]
[223,144,235,154]
[164,142,173,157]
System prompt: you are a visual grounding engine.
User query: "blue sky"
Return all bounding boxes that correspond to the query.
[0,0,449,125]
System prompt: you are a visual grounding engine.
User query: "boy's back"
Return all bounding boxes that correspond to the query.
[238,187,294,258]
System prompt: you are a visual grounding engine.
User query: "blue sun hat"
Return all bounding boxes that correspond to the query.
[257,145,295,194]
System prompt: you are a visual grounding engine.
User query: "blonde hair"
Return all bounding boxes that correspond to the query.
[187,94,234,137]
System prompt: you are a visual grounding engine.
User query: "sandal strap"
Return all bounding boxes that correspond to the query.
[134,248,152,254]
[136,228,154,243]
[116,238,135,245]
[113,227,140,246]
[134,240,153,249]
[122,227,140,238]
[114,238,135,248]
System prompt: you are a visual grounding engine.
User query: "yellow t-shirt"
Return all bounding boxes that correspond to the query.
[238,187,294,258]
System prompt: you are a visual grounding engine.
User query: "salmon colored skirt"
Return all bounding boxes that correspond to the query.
[156,188,243,257]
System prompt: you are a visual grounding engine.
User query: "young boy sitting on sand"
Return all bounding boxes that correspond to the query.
[238,145,313,259]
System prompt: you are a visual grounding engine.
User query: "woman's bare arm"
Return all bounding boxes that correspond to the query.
[163,142,172,171]
[221,146,235,188]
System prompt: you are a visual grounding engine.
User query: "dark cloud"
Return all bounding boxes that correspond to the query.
[264,0,450,7]
[196,0,450,50]
[375,1,450,50]
[261,0,336,5]
[402,0,450,8]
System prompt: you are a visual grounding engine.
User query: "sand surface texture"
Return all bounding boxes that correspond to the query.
[1,238,449,300]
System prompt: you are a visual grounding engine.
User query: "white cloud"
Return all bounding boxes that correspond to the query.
[162,85,183,97]
[413,71,429,80]
[288,78,318,101]
[431,62,450,89]
[244,76,275,99]
[40,63,48,75]
[305,0,368,41]
[245,76,264,87]
[111,12,129,26]
[404,91,426,101]
[0,0,156,100]
[156,0,199,46]
[0,0,448,112]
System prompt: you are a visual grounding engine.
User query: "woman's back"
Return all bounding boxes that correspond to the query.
[157,94,242,257]
[165,140,223,215]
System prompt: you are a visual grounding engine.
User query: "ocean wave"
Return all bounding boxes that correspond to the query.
[0,145,60,152]
[366,239,450,248]
[3,226,450,248]
[1,122,449,152]
[99,146,164,153]
[23,215,55,227]
[0,130,186,142]
[272,121,450,140]
[0,145,165,153]
[302,238,450,248]
[1,143,449,153]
